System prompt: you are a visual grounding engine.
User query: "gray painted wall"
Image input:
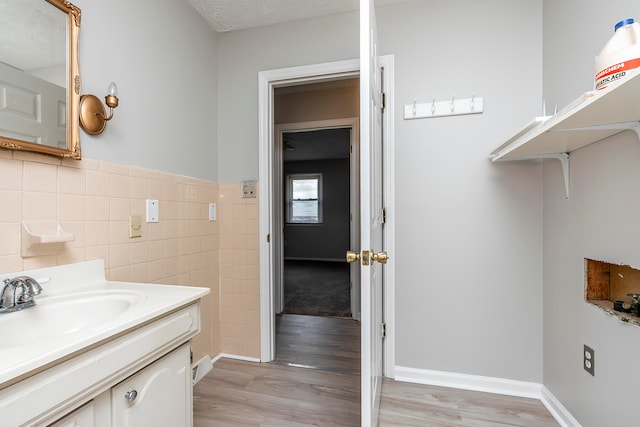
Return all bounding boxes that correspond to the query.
[380,0,543,382]
[217,0,544,383]
[73,0,219,181]
[543,1,640,425]
[217,11,360,182]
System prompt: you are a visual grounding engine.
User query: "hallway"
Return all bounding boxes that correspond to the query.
[194,314,360,425]
[273,314,359,374]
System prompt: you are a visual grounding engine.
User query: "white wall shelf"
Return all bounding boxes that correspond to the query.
[490,71,640,198]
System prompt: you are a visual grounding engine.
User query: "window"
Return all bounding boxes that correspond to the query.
[287,174,323,224]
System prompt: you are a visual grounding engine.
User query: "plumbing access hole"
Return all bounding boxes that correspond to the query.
[585,258,640,325]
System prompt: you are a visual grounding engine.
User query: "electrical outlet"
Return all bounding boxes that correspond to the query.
[242,180,257,199]
[584,344,595,376]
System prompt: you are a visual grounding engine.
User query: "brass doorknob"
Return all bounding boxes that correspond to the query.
[346,250,360,263]
[371,252,388,264]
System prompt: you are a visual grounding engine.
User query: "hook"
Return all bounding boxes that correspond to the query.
[413,99,417,116]
[450,95,455,112]
[470,93,475,111]
[431,98,436,114]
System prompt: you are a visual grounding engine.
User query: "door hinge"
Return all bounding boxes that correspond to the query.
[350,212,353,221]
[381,322,386,339]
[267,233,271,243]
[350,144,353,154]
[382,92,386,112]
[382,207,386,224]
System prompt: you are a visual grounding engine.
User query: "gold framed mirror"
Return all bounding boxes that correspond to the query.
[0,0,81,159]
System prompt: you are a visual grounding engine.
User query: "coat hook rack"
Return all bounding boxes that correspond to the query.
[404,94,484,120]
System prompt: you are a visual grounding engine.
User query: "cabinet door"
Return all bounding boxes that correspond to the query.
[47,401,95,427]
[112,344,192,427]
[40,392,110,427]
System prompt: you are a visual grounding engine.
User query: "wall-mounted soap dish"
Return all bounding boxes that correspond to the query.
[21,221,75,258]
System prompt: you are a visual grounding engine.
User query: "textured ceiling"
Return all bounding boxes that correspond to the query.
[186,0,410,33]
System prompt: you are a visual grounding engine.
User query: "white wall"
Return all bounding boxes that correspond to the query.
[73,0,219,181]
[216,0,545,382]
[543,1,640,425]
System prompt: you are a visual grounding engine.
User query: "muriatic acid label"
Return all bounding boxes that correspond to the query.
[595,19,640,90]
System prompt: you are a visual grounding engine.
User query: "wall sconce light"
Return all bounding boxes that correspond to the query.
[79,82,119,135]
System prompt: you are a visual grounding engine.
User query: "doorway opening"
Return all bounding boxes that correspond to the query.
[280,127,353,318]
[273,121,361,317]
[258,57,395,378]
[270,80,362,373]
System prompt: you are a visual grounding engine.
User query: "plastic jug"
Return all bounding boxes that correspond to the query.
[595,18,640,90]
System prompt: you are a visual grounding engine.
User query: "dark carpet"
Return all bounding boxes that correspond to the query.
[283,260,351,318]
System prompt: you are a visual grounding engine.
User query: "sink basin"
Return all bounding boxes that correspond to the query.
[0,290,144,349]
[0,259,210,391]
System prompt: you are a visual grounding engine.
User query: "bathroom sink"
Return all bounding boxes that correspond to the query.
[0,259,209,389]
[0,290,144,350]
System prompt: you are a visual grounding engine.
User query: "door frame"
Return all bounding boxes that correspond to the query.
[258,57,396,377]
[274,118,361,319]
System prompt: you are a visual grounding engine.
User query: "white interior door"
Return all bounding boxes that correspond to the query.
[0,62,66,148]
[359,0,384,425]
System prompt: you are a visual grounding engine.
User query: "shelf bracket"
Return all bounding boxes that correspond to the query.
[555,121,640,140]
[537,153,570,199]
[502,153,570,198]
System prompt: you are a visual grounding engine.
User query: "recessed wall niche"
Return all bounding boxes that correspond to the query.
[586,258,640,326]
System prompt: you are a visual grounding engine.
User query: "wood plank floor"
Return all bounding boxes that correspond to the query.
[193,314,559,426]
[194,358,360,426]
[379,379,559,427]
[273,314,360,375]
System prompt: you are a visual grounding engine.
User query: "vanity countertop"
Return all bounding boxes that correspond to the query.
[0,260,209,388]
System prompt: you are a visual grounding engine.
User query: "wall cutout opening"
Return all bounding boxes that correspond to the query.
[586,258,640,326]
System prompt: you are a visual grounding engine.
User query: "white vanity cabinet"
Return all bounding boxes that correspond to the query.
[42,344,192,427]
[0,260,208,427]
[111,343,192,426]
[45,397,110,427]
[47,403,96,427]
[3,302,204,427]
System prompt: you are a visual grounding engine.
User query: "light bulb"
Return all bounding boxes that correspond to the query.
[107,82,118,97]
[104,82,119,110]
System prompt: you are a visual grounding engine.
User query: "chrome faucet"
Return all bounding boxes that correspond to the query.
[0,276,42,314]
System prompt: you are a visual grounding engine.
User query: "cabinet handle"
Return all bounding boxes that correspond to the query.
[124,390,138,403]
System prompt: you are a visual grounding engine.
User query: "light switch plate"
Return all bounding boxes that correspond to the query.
[146,199,159,223]
[129,215,142,238]
[208,203,217,221]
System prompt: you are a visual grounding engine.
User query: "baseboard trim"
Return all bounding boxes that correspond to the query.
[394,366,580,427]
[540,386,582,427]
[213,353,261,364]
[394,365,542,398]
